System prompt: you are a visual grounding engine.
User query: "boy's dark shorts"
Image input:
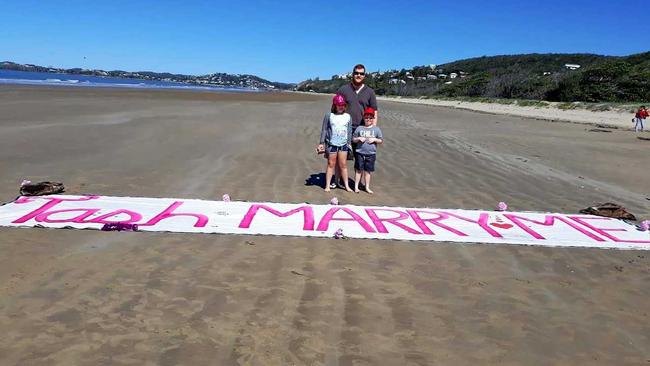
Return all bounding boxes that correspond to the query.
[354,153,376,172]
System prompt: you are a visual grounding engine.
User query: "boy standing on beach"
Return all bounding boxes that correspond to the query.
[352,107,383,194]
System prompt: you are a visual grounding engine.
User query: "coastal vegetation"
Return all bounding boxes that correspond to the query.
[297,52,650,103]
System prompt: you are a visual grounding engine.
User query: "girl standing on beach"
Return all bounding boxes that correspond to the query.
[317,94,353,192]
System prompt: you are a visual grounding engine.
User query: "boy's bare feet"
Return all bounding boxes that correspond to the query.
[366,188,374,194]
[354,188,360,193]
[325,188,331,192]
[345,187,353,192]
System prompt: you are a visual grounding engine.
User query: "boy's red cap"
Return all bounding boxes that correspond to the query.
[363,107,375,116]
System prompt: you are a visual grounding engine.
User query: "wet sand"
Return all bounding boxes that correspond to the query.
[0,86,648,365]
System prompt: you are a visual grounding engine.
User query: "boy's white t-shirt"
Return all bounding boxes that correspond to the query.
[329,113,350,146]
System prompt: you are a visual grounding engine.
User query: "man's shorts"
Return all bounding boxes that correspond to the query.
[354,153,376,172]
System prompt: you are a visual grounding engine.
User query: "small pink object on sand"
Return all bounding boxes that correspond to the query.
[497,202,508,211]
[222,194,231,202]
[640,220,650,231]
[330,197,339,205]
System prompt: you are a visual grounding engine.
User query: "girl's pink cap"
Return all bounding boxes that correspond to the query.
[332,94,346,106]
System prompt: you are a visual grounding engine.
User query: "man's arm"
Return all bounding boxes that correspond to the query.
[347,120,353,147]
[370,90,378,125]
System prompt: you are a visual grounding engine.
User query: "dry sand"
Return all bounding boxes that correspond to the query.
[0,85,649,365]
[377,96,640,129]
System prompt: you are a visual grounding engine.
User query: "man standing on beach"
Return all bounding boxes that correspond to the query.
[337,64,378,129]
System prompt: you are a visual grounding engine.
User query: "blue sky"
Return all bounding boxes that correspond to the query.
[1,0,648,83]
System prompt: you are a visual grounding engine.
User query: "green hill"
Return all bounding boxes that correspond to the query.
[297,52,650,103]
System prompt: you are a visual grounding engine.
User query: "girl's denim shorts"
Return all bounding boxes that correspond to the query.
[327,145,350,153]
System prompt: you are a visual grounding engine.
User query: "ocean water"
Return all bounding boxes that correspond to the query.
[0,69,255,92]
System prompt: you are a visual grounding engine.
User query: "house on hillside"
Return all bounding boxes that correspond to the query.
[427,74,437,80]
[564,64,581,70]
[450,73,458,79]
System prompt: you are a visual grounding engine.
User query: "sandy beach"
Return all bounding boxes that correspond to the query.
[0,85,649,365]
[380,96,642,129]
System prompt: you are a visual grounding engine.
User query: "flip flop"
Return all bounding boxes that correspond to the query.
[329,183,337,189]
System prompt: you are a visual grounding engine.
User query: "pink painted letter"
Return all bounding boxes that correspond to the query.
[141,201,208,228]
[238,204,315,231]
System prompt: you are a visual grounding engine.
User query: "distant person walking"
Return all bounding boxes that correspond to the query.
[634,106,648,132]
[317,94,353,192]
[337,64,379,129]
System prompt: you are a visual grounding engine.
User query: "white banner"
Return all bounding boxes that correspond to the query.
[0,195,648,250]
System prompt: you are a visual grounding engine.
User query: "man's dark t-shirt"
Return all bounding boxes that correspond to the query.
[337,84,378,129]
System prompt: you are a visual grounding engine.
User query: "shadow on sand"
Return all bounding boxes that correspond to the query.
[305,172,357,190]
[305,172,327,189]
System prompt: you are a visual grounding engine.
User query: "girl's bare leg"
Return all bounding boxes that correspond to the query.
[337,152,353,192]
[324,153,337,191]
[333,165,339,188]
[364,171,373,194]
[354,170,362,193]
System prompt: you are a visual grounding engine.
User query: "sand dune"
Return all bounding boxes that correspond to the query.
[0,86,648,365]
